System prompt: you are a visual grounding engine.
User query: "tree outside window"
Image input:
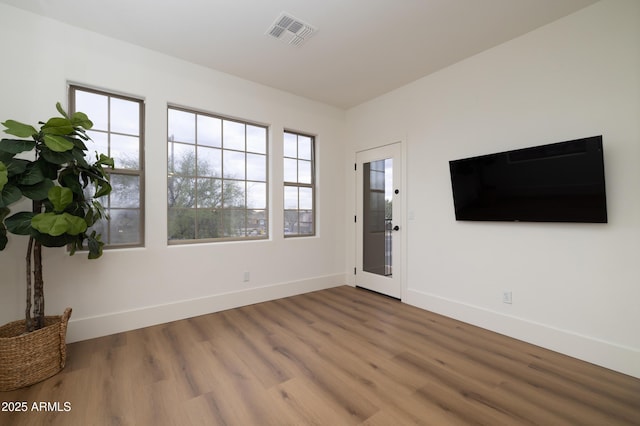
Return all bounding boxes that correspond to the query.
[167,107,268,242]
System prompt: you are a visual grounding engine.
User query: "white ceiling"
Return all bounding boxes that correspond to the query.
[1,0,598,109]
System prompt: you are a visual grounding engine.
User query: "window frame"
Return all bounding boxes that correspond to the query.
[283,130,316,238]
[167,105,269,244]
[68,84,146,249]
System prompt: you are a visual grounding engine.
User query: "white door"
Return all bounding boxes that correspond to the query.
[355,142,402,299]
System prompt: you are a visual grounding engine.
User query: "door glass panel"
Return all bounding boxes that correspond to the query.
[363,159,393,276]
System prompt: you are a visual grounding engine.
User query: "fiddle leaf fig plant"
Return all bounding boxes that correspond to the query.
[0,103,114,331]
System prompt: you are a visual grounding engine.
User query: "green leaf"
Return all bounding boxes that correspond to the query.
[43,134,74,152]
[70,111,93,130]
[0,161,7,191]
[0,207,8,250]
[0,138,36,154]
[31,211,87,236]
[86,231,104,259]
[5,211,34,235]
[97,154,115,168]
[48,186,73,212]
[55,102,69,119]
[0,226,7,250]
[41,147,74,164]
[31,229,74,247]
[17,163,45,186]
[59,169,83,196]
[68,238,81,255]
[70,136,88,151]
[71,147,90,168]
[80,171,89,189]
[42,117,74,135]
[0,151,13,163]
[75,130,91,142]
[0,184,21,207]
[5,158,28,176]
[85,201,108,227]
[1,120,37,138]
[20,179,54,201]
[64,200,84,218]
[36,158,60,180]
[94,181,112,199]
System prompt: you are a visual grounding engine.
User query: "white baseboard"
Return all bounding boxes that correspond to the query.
[404,288,640,379]
[66,274,345,343]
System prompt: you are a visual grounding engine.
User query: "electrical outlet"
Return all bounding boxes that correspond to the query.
[243,271,250,282]
[502,290,512,304]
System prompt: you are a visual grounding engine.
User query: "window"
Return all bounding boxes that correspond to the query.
[284,131,315,236]
[69,85,145,247]
[167,107,268,242]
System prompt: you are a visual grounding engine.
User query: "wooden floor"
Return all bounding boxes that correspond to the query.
[1,286,639,425]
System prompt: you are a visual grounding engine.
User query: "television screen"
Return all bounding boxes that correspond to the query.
[449,136,607,223]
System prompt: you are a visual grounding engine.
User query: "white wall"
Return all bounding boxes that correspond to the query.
[0,4,347,341]
[2,0,638,380]
[346,0,640,378]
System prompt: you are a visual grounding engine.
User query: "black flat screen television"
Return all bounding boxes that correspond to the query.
[449,136,607,223]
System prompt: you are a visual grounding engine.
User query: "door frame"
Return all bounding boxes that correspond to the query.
[354,141,406,300]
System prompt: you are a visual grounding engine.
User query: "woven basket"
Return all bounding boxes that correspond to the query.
[0,308,72,392]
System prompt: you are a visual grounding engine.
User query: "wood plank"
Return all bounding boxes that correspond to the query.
[1,286,638,426]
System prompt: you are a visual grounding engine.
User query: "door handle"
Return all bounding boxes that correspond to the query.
[393,225,400,231]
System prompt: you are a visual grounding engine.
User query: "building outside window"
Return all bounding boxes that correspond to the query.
[69,85,145,247]
[167,106,268,242]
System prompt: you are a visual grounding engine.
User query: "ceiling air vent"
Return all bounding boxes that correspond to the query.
[266,12,316,47]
